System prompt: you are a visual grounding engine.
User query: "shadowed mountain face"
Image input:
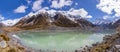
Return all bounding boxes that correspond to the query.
[14,12,94,30]
[76,19,94,27]
[52,13,80,27]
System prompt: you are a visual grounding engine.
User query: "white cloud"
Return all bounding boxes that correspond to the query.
[68,8,92,18]
[32,0,44,11]
[2,18,21,26]
[14,5,28,13]
[97,0,120,17]
[51,0,73,8]
[24,7,92,21]
[49,0,52,2]
[86,15,92,18]
[75,3,78,5]
[103,15,112,20]
[42,7,49,10]
[0,14,4,21]
[26,0,31,4]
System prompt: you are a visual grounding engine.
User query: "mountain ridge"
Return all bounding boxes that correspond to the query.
[13,12,94,30]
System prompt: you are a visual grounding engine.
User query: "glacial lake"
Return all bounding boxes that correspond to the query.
[14,30,115,52]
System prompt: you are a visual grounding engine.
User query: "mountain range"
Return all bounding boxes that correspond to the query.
[0,11,120,30]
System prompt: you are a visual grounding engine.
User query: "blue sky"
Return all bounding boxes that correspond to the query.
[0,0,120,24]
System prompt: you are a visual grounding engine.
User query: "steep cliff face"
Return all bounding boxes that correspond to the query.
[14,12,94,30]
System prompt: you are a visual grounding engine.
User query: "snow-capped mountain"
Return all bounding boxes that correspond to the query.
[14,11,94,30]
[92,18,120,29]
[1,9,120,30]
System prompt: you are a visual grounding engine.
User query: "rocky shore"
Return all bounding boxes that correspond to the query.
[0,32,25,52]
[74,32,120,52]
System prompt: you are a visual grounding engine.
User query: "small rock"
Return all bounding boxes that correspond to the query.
[115,45,120,49]
[0,40,7,48]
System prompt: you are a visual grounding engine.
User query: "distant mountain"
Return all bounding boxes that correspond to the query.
[92,19,120,29]
[0,23,5,28]
[93,20,109,25]
[14,12,94,30]
[92,20,111,29]
[111,19,120,28]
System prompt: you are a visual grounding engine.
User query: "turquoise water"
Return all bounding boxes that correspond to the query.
[15,30,114,51]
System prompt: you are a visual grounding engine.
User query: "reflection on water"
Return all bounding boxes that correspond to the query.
[15,30,114,51]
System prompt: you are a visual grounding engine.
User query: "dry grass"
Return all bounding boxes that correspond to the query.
[1,27,21,33]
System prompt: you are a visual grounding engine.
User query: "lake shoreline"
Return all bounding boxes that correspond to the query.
[0,27,119,52]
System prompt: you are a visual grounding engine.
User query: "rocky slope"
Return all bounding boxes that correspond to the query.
[15,12,50,29]
[52,13,80,27]
[75,18,94,28]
